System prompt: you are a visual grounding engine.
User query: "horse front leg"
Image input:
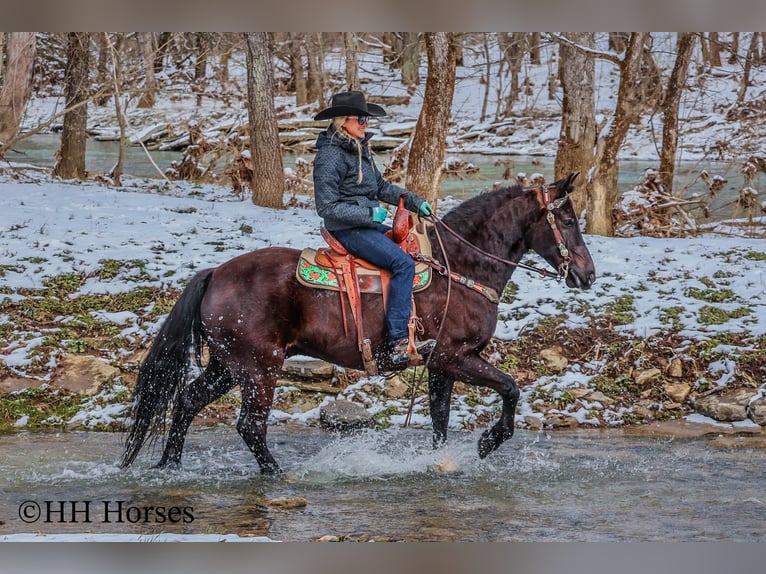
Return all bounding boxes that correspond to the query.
[428,371,455,449]
[446,354,520,459]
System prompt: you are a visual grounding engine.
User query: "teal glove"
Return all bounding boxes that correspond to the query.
[418,201,433,217]
[372,206,388,223]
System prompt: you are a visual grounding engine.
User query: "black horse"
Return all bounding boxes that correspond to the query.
[120,173,596,473]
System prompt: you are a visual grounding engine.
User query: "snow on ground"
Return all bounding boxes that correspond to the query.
[1,175,764,432]
[2,33,766,436]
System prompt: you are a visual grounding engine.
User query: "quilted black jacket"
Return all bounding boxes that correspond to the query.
[312,125,425,231]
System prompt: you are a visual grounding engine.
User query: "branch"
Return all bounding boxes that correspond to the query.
[546,33,622,65]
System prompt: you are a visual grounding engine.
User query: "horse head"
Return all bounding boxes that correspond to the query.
[525,173,596,289]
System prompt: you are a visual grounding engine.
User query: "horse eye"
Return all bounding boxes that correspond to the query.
[562,218,576,228]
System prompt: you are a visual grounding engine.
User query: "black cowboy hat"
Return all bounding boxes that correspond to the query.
[313,91,387,121]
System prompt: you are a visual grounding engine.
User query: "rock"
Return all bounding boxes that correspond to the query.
[384,376,409,399]
[570,388,591,399]
[708,435,766,449]
[281,357,334,379]
[55,355,121,396]
[524,415,543,429]
[632,404,655,420]
[540,346,568,372]
[0,376,38,394]
[316,535,341,542]
[695,389,757,422]
[432,458,460,474]
[319,399,373,432]
[635,368,662,386]
[668,358,684,378]
[749,397,766,425]
[544,413,579,429]
[587,391,614,406]
[664,382,692,403]
[259,497,307,509]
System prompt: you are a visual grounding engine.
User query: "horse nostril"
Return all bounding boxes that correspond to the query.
[587,272,596,287]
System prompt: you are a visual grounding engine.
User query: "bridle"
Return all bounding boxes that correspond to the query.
[539,184,573,281]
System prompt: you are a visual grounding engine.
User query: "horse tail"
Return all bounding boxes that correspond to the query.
[119,268,214,468]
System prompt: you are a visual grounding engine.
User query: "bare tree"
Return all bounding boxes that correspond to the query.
[0,32,36,158]
[658,33,697,195]
[0,33,5,83]
[136,32,158,108]
[343,32,359,90]
[497,32,525,116]
[244,32,285,209]
[589,33,651,236]
[554,32,596,218]
[406,32,457,206]
[288,33,308,105]
[305,33,326,106]
[400,32,420,88]
[53,32,90,180]
[737,32,761,105]
[106,33,127,186]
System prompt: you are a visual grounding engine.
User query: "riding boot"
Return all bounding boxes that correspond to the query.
[387,337,437,368]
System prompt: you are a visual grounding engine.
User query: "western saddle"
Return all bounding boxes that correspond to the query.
[296,194,432,375]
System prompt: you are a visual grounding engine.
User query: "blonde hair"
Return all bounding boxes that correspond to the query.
[331,116,364,184]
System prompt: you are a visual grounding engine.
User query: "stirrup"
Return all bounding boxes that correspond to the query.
[389,338,436,367]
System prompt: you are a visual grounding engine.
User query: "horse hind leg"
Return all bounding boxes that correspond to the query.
[235,361,282,475]
[157,357,235,468]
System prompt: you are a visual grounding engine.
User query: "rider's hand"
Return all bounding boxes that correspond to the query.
[372,206,388,223]
[418,201,433,217]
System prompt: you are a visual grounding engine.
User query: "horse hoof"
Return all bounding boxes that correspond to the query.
[477,430,495,459]
[260,463,283,476]
[154,459,181,470]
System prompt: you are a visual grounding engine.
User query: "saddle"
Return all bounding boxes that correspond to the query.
[296,194,433,374]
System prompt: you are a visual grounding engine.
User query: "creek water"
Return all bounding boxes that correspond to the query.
[3,134,755,221]
[1,425,764,541]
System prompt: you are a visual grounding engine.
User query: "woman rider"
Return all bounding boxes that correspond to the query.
[312,90,436,368]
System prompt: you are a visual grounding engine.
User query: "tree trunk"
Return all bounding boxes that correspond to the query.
[155,32,172,73]
[554,32,596,219]
[289,33,308,106]
[106,33,127,186]
[737,32,760,105]
[136,32,157,108]
[343,32,359,90]
[708,32,722,66]
[480,33,491,122]
[400,32,420,88]
[305,33,326,106]
[659,33,697,195]
[728,32,740,64]
[528,33,541,64]
[0,32,36,158]
[54,32,90,180]
[588,32,649,236]
[406,32,457,206]
[498,32,524,116]
[244,32,285,209]
[94,34,110,106]
[194,32,209,106]
[0,33,5,83]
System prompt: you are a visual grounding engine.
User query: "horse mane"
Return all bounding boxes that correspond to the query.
[441,183,529,235]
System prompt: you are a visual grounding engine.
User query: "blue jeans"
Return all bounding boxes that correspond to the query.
[332,224,414,344]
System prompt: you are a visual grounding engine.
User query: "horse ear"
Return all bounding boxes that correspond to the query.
[558,172,579,197]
